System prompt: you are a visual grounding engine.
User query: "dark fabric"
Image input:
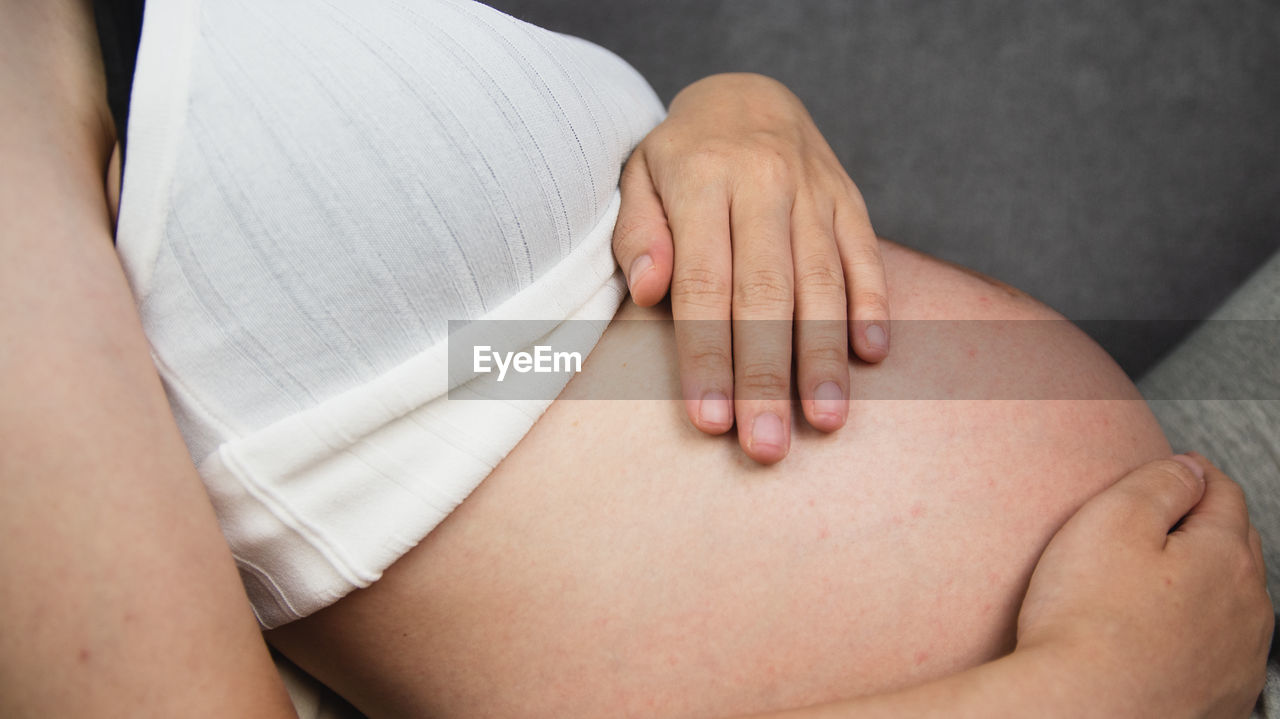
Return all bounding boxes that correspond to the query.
[93,0,145,157]
[484,0,1280,377]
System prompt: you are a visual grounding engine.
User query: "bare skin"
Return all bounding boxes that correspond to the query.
[0,1,293,716]
[267,241,1187,718]
[3,3,1269,717]
[756,446,1275,719]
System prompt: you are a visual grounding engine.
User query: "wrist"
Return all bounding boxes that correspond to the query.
[866,644,1100,719]
[1004,639,1157,719]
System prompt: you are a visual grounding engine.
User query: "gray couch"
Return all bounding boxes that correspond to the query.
[485,0,1280,377]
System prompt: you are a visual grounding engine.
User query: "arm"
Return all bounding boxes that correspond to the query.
[0,1,294,715]
[746,455,1272,719]
[750,648,1059,719]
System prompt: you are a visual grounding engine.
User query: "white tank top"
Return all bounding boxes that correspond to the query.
[116,0,665,627]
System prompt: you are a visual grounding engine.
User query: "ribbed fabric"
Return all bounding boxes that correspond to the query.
[115,0,665,627]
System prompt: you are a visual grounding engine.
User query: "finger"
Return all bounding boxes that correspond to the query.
[834,188,890,363]
[730,184,795,464]
[1083,455,1207,544]
[792,194,849,432]
[1175,454,1272,597]
[667,184,735,435]
[613,149,674,307]
[1177,452,1253,538]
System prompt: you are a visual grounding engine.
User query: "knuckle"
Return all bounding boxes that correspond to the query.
[737,362,790,395]
[843,240,884,269]
[683,145,733,180]
[1220,478,1248,506]
[1237,544,1259,571]
[845,180,869,208]
[735,267,794,309]
[682,343,732,372]
[836,175,869,208]
[805,154,836,181]
[612,213,656,253]
[796,261,846,297]
[851,290,890,318]
[744,145,795,186]
[1151,460,1202,496]
[838,170,859,191]
[1231,545,1262,583]
[796,341,847,369]
[796,186,836,222]
[673,266,732,307]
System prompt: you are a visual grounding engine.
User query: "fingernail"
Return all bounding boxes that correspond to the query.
[751,412,785,452]
[813,381,845,422]
[1171,454,1206,481]
[865,323,888,351]
[628,254,654,294]
[699,392,732,428]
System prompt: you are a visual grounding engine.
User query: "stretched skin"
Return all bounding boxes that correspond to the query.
[267,240,1171,718]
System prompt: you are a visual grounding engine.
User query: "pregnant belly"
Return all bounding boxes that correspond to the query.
[267,242,1171,718]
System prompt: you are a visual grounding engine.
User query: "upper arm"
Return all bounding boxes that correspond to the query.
[0,1,294,715]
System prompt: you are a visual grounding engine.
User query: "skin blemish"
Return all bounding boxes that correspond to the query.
[818,525,830,540]
[808,498,816,508]
[909,503,926,519]
[967,348,978,359]
[78,648,91,664]
[914,650,929,666]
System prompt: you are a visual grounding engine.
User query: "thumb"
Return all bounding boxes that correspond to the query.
[1082,455,1207,543]
[612,149,674,307]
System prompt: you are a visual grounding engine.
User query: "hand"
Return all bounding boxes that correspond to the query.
[1016,453,1273,718]
[611,73,888,464]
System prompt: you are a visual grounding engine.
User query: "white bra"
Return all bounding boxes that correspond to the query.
[116,0,665,627]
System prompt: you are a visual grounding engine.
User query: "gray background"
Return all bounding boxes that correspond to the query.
[482,0,1280,377]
